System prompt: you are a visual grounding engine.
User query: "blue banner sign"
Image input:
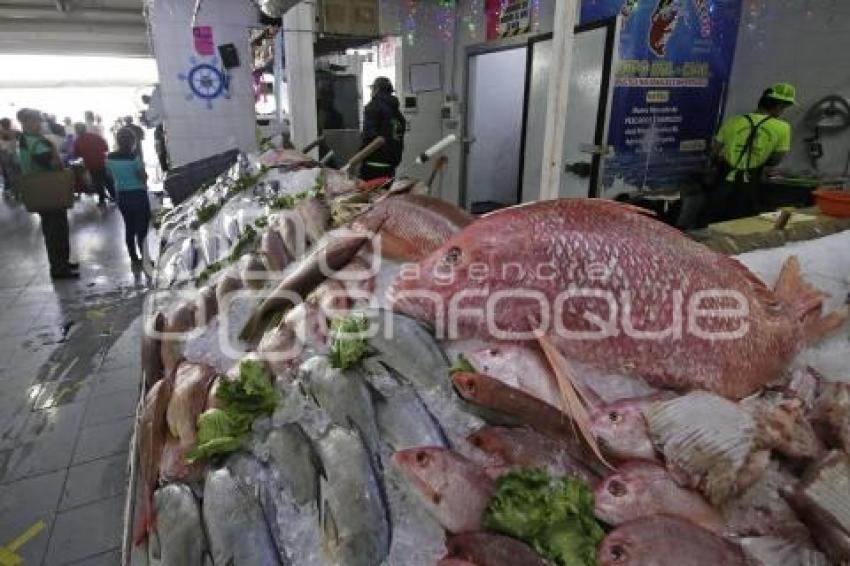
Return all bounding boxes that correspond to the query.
[581,0,743,192]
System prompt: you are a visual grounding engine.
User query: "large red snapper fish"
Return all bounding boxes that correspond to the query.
[389,199,845,400]
[353,194,474,261]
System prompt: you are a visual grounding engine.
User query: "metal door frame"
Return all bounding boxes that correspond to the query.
[516,17,618,202]
[460,35,536,209]
[516,32,554,204]
[460,18,618,207]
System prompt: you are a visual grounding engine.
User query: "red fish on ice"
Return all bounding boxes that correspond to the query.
[390,199,845,400]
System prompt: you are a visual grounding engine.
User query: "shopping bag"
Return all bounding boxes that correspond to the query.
[17,169,74,213]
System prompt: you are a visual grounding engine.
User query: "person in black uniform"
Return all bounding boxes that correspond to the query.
[359,77,406,181]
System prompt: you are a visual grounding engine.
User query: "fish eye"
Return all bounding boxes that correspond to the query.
[609,545,627,562]
[607,479,628,497]
[443,246,462,266]
[608,411,622,423]
[469,435,483,447]
[415,451,430,466]
[431,492,442,505]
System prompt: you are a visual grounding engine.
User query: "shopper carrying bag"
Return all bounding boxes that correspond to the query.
[16,108,79,279]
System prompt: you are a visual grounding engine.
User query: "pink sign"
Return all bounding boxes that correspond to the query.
[193,26,215,56]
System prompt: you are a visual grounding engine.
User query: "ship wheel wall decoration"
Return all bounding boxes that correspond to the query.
[178,56,231,109]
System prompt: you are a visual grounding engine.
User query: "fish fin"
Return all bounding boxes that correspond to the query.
[722,256,781,308]
[773,256,848,342]
[310,440,327,484]
[305,385,322,409]
[534,348,603,411]
[590,198,658,217]
[239,309,268,343]
[132,489,155,545]
[346,416,383,474]
[350,205,389,235]
[321,499,339,545]
[803,307,848,343]
[148,525,162,560]
[533,327,615,470]
[362,375,389,404]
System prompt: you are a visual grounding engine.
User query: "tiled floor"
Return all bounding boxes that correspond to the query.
[0,188,148,565]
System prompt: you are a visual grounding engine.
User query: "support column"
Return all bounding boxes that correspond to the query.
[539,0,579,200]
[283,1,318,155]
[273,28,284,126]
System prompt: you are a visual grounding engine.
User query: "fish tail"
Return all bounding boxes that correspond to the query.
[131,489,155,546]
[803,307,849,344]
[773,256,848,342]
[351,205,389,235]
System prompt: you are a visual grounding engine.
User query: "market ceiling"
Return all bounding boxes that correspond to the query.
[0,0,149,58]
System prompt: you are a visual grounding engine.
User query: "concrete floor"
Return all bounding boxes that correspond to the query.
[0,189,147,565]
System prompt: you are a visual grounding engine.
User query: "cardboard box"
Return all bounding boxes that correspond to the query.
[321,0,380,37]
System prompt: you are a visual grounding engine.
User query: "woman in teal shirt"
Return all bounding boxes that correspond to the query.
[106,127,150,268]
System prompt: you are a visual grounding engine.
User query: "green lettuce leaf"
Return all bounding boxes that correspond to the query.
[228,225,258,263]
[187,436,244,462]
[216,360,278,416]
[187,409,244,462]
[484,468,604,566]
[190,362,278,463]
[450,354,476,375]
[268,185,322,210]
[328,314,369,369]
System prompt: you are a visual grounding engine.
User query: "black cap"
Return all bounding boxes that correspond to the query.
[371,77,394,93]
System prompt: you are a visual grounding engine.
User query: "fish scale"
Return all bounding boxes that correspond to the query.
[353,194,473,261]
[389,199,826,400]
[598,515,747,566]
[316,426,390,566]
[593,460,724,533]
[153,483,206,566]
[203,467,282,565]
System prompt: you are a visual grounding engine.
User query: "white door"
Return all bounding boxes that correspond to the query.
[463,47,528,210]
[521,21,618,201]
[561,24,612,198]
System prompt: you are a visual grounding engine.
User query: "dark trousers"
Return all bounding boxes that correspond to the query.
[359,163,396,181]
[0,150,18,194]
[88,167,115,202]
[39,210,71,272]
[117,190,151,262]
[705,178,759,224]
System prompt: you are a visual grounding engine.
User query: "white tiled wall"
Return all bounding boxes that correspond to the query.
[724,0,850,175]
[147,0,258,167]
[389,0,557,205]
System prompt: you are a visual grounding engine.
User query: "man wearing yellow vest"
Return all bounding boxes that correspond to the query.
[707,83,796,222]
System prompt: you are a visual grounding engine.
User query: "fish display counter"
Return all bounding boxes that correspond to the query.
[125,147,850,566]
